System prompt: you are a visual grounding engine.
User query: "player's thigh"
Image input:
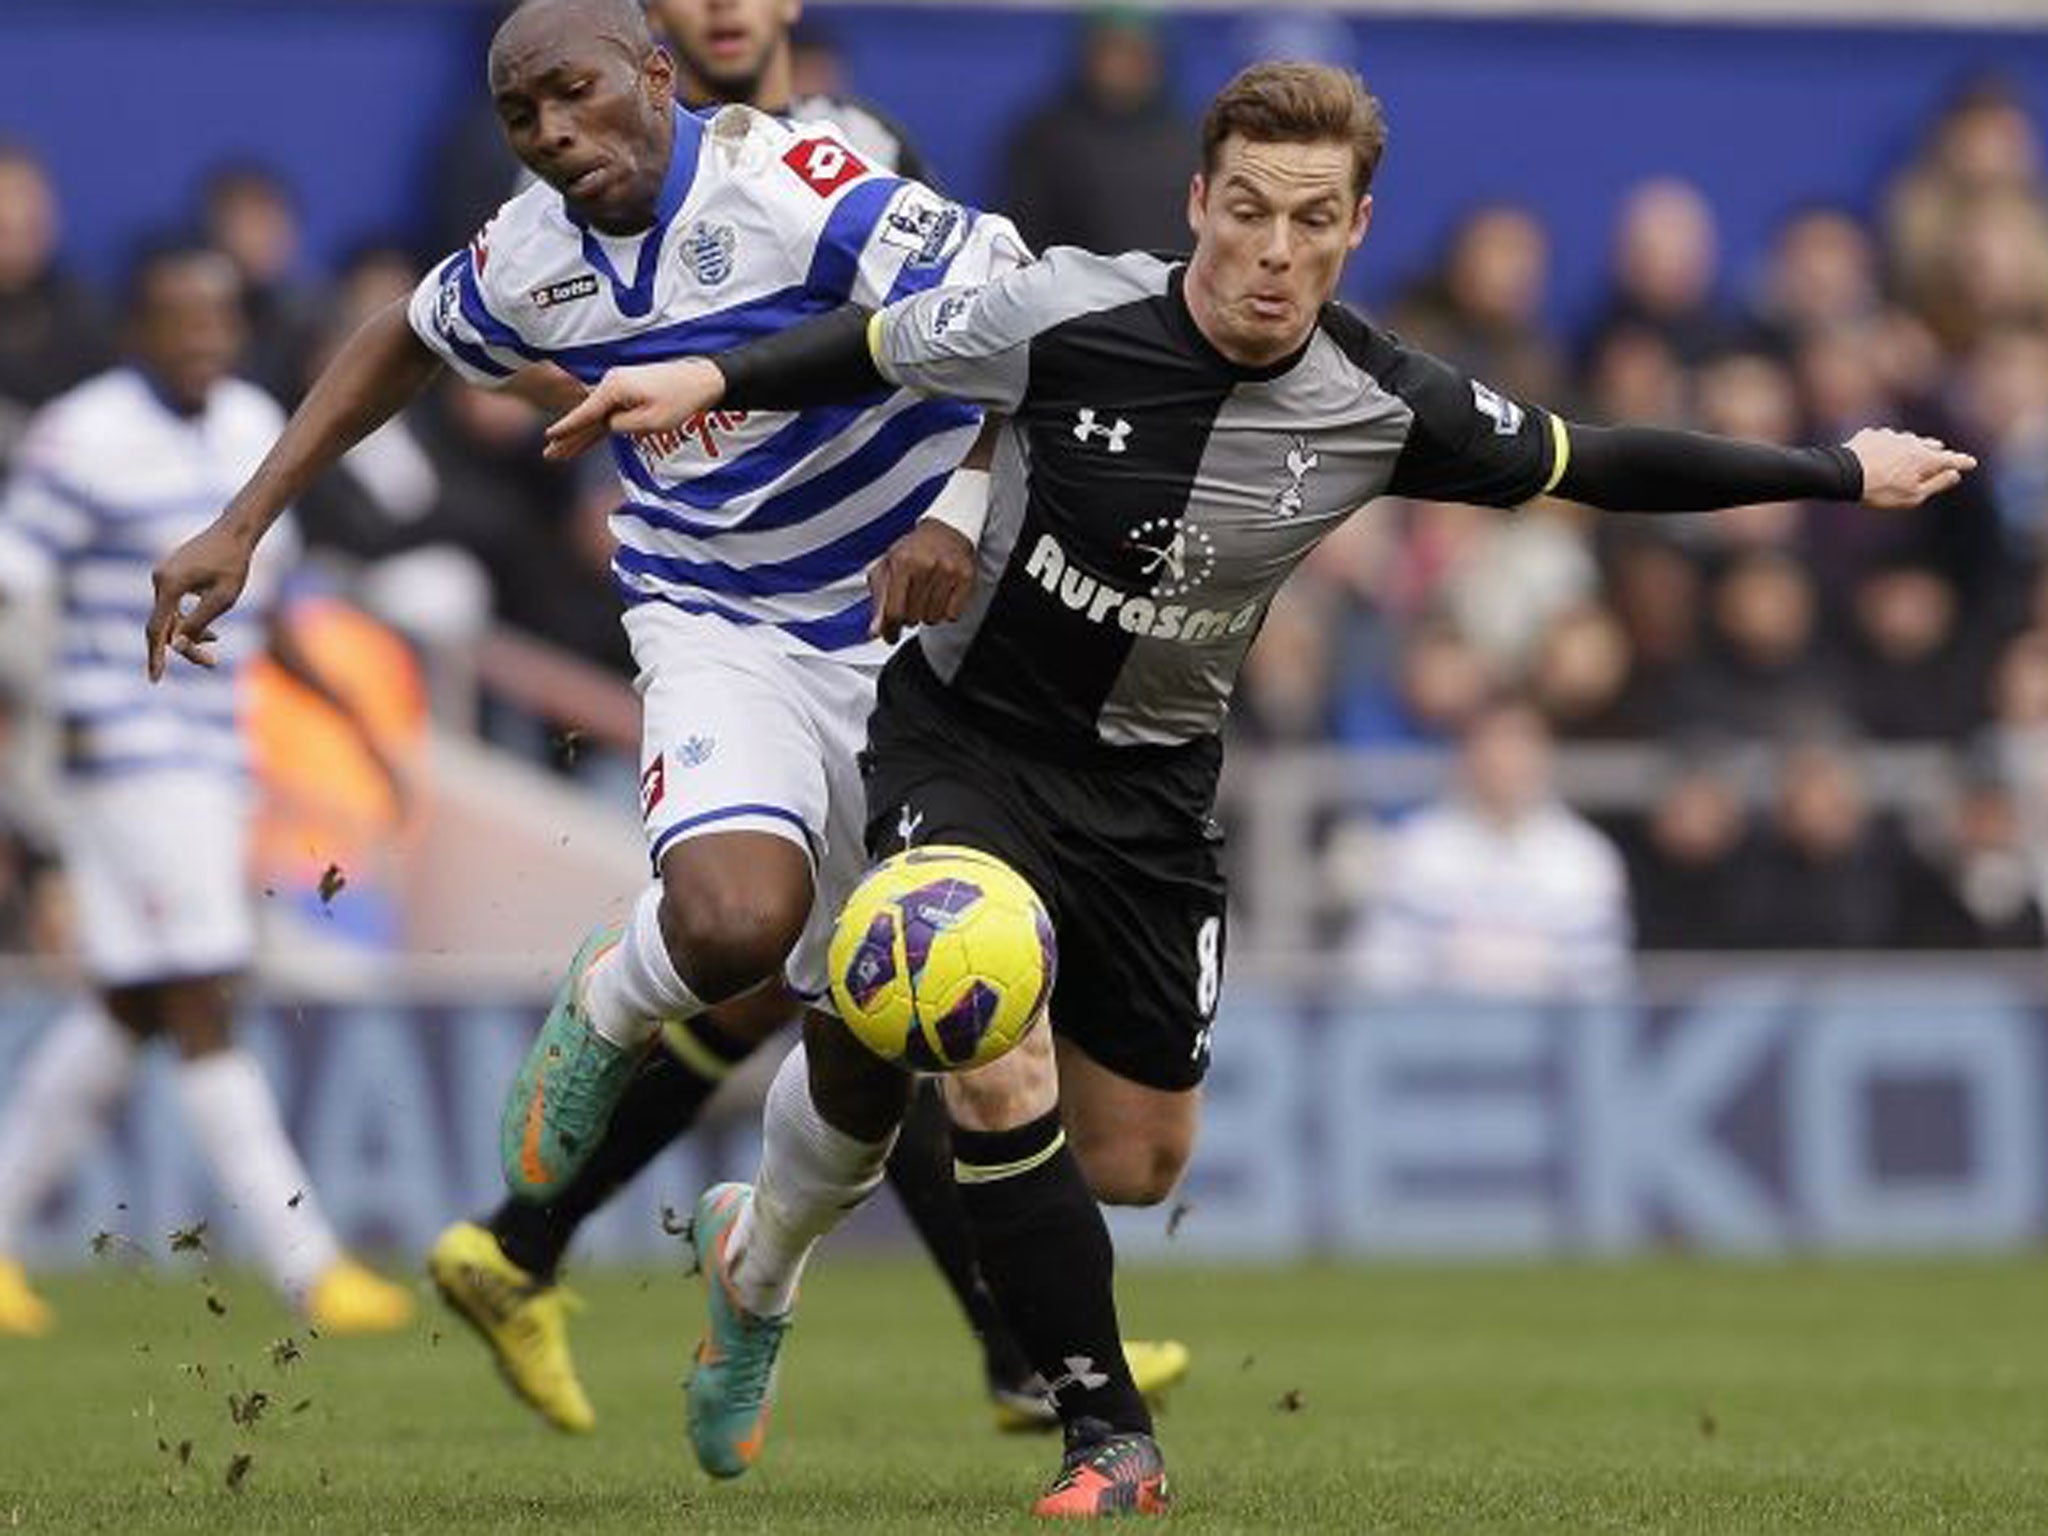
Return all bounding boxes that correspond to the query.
[1055,1034,1201,1208]
[1039,804,1229,1105]
[629,608,835,981]
[60,771,255,992]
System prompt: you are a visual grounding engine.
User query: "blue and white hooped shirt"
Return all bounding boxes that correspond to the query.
[409,103,1029,663]
[0,367,298,781]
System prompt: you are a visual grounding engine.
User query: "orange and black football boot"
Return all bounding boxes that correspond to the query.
[1031,1416,1170,1519]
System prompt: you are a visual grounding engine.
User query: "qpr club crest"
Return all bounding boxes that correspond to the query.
[684,220,738,286]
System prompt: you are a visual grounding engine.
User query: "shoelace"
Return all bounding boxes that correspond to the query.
[550,1036,628,1134]
[1050,1435,1148,1492]
[722,1312,790,1405]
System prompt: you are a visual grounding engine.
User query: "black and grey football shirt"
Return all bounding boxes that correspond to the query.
[869,246,1568,756]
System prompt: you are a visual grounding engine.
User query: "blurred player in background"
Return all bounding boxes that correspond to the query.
[1349,697,1634,1001]
[146,0,1182,1435]
[549,60,1976,1515]
[651,0,927,182]
[0,241,412,1336]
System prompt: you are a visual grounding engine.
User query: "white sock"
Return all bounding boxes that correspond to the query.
[0,1000,138,1253]
[727,1043,895,1318]
[583,882,705,1050]
[173,1051,341,1303]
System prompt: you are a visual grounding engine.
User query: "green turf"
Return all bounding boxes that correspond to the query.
[1,1252,2044,1532]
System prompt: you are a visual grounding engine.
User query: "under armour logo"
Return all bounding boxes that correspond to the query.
[897,803,925,848]
[1073,408,1131,453]
[1275,435,1319,519]
[1035,1355,1112,1399]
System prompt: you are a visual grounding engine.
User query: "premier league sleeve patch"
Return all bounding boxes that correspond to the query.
[878,187,967,269]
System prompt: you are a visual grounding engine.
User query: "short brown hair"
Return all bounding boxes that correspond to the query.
[1201,62,1387,199]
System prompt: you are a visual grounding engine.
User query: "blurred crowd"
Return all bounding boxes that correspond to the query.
[2,12,2046,959]
[1256,75,2048,970]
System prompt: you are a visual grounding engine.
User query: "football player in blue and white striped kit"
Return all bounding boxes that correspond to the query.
[0,242,414,1336]
[149,0,1185,1440]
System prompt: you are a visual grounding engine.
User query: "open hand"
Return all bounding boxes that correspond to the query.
[146,522,255,680]
[1848,427,1977,510]
[867,519,977,643]
[543,358,727,460]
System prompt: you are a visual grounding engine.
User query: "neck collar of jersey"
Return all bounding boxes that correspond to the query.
[127,363,208,421]
[1166,265,1319,383]
[568,104,705,318]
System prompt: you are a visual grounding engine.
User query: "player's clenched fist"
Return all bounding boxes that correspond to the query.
[868,519,976,643]
[544,358,727,460]
[146,522,254,680]
[1847,427,1977,510]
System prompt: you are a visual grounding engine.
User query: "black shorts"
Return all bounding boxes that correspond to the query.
[860,650,1228,1092]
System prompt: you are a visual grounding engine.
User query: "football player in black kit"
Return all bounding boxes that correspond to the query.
[511,60,1975,1518]
[421,0,1187,1442]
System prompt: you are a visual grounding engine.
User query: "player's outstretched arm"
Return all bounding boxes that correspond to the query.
[1840,427,1977,508]
[1551,422,1975,514]
[544,304,883,461]
[544,357,730,459]
[146,299,441,679]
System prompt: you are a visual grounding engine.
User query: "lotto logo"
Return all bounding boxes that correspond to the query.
[783,136,868,197]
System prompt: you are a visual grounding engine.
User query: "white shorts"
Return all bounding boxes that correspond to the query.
[625,604,880,1005]
[59,770,254,987]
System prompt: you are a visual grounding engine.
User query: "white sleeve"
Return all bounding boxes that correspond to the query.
[1350,827,1436,995]
[407,248,528,388]
[1560,837,1635,1002]
[846,182,1031,310]
[0,408,96,600]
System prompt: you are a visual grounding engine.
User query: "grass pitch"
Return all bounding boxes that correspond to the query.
[0,1253,2043,1533]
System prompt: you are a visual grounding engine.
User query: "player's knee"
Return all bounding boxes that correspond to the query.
[942,1028,1057,1133]
[658,879,807,1004]
[1072,1129,1189,1208]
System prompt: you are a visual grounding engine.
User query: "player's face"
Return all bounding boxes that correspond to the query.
[1186,136,1371,365]
[651,0,800,102]
[1463,708,1552,822]
[493,34,678,233]
[130,256,245,414]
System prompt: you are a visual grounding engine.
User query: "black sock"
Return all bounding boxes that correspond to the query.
[885,1080,1036,1391]
[952,1110,1150,1436]
[488,1017,753,1280]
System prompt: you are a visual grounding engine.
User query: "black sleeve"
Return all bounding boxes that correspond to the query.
[1554,424,1863,512]
[1364,329,1560,508]
[715,303,886,410]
